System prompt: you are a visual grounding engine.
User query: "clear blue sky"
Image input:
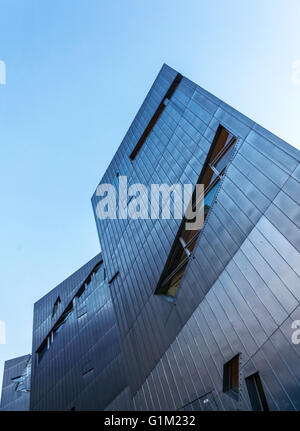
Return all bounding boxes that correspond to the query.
[0,0,299,395]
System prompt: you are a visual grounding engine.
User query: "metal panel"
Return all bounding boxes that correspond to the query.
[92,65,300,410]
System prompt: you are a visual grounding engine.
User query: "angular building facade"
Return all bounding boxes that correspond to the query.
[30,253,132,411]
[2,64,300,411]
[0,354,31,411]
[91,64,300,411]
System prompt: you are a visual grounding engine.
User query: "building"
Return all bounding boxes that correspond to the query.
[30,253,132,411]
[0,354,31,411]
[91,64,300,411]
[2,64,300,411]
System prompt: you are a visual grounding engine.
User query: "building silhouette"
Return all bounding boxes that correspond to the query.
[2,64,300,410]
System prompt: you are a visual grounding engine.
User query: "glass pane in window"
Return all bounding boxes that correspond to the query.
[213,139,236,173]
[166,264,187,298]
[230,357,239,392]
[181,229,199,253]
[155,125,237,298]
[165,243,188,277]
[203,181,219,216]
[245,373,269,411]
[209,127,230,162]
[201,166,218,191]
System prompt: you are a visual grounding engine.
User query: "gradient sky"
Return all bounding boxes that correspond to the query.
[0,0,299,395]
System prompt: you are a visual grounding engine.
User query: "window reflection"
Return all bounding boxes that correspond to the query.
[11,357,31,393]
[156,126,237,299]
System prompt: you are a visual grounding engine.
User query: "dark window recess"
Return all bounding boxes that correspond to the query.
[223,355,240,400]
[36,338,48,364]
[75,284,86,299]
[109,271,119,284]
[75,261,103,300]
[37,303,74,364]
[84,262,102,286]
[11,376,27,393]
[245,373,269,411]
[82,361,94,383]
[12,357,32,391]
[36,260,103,365]
[52,304,73,338]
[129,73,182,161]
[155,125,237,299]
[52,296,61,317]
[82,367,94,376]
[11,361,31,394]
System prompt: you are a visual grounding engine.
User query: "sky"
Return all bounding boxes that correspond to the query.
[0,0,299,396]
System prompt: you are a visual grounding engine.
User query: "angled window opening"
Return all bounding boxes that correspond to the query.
[36,260,103,365]
[12,357,32,392]
[82,367,94,377]
[37,302,74,364]
[129,73,182,161]
[109,271,119,284]
[11,376,27,393]
[223,355,240,400]
[85,261,102,285]
[75,261,103,300]
[75,284,86,300]
[52,296,61,317]
[245,372,269,411]
[36,338,48,364]
[52,302,73,338]
[155,125,237,300]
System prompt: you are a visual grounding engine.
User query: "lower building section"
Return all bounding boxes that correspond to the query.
[30,254,130,411]
[0,354,31,411]
[131,214,300,411]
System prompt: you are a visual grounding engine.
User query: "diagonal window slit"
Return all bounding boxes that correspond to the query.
[155,125,237,301]
[129,73,182,161]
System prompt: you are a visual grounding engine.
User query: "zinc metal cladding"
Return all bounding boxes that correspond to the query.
[30,253,130,411]
[92,64,300,410]
[0,354,31,411]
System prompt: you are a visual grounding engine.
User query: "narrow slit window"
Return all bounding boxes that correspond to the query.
[52,296,61,317]
[36,261,104,365]
[52,306,73,338]
[155,125,237,299]
[245,372,269,411]
[36,339,48,364]
[11,359,31,393]
[109,271,119,284]
[129,73,182,161]
[223,355,240,399]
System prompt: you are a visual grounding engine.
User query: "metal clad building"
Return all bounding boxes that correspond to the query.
[0,354,31,411]
[91,64,300,411]
[30,253,131,411]
[3,64,299,411]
